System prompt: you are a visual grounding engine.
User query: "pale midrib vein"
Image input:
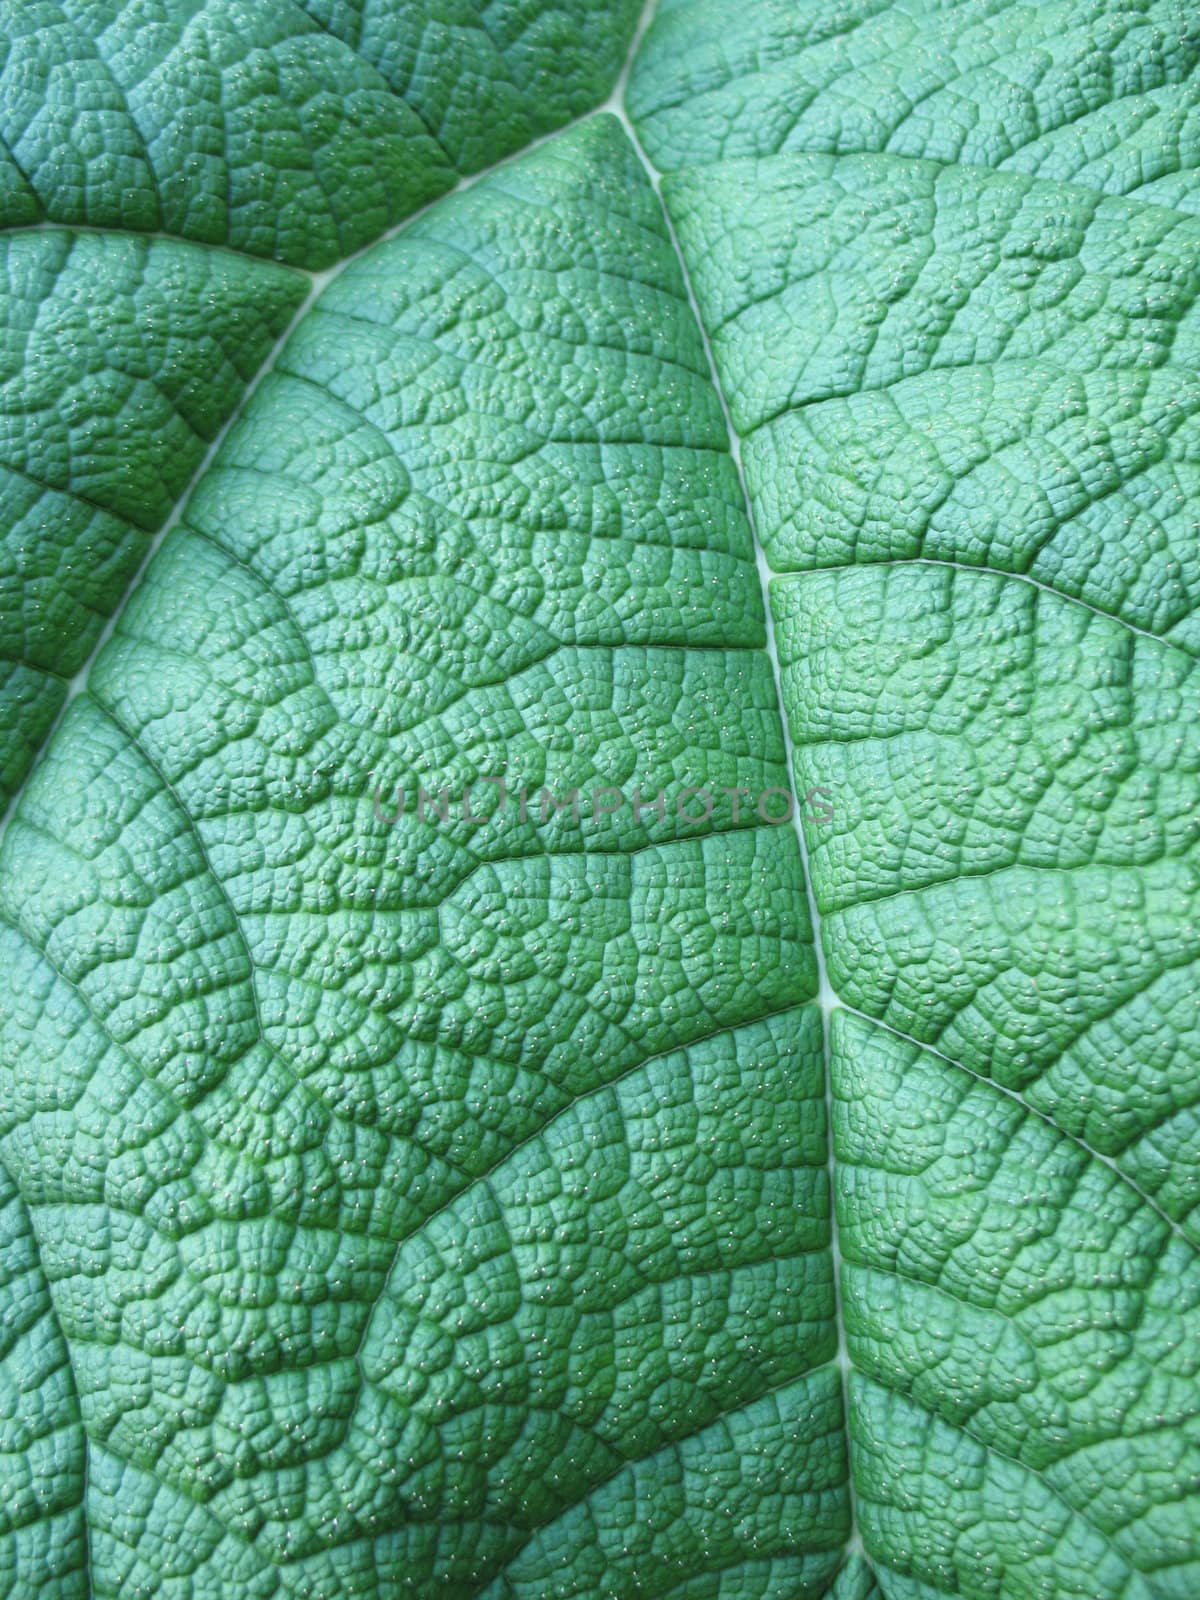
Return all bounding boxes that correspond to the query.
[614,31,866,1575]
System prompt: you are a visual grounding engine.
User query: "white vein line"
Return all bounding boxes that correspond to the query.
[613,40,865,1570]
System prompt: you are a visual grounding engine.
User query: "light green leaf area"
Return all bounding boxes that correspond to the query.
[0,230,307,808]
[1,2,1199,1598]
[0,1152,86,1597]
[0,0,642,823]
[641,1,1200,1595]
[0,0,641,265]
[629,0,1200,212]
[0,116,842,1597]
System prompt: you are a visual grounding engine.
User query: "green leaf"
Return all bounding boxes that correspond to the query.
[0,230,307,807]
[1,3,1199,1597]
[0,0,642,264]
[628,0,1200,211]
[0,1152,86,1595]
[634,2,1200,1593]
[0,0,643,810]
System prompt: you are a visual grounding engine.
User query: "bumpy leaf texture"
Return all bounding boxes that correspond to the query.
[0,2,1197,1597]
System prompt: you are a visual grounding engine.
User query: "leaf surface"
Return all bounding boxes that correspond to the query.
[0,113,846,1597]
[632,2,1200,1592]
[1,2,1199,1597]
